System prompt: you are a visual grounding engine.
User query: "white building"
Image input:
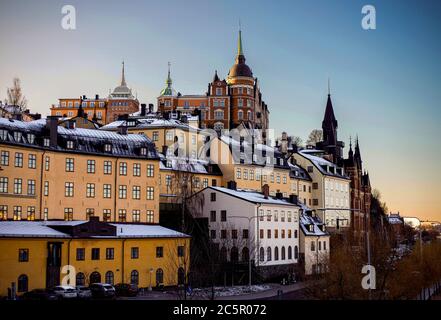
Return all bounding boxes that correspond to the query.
[293,149,351,231]
[191,184,301,278]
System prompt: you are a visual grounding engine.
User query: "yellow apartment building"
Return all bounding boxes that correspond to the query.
[0,219,190,296]
[0,117,160,223]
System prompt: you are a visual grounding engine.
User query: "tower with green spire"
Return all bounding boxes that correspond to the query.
[160,62,177,96]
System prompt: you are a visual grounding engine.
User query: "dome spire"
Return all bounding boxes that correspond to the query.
[237,21,244,57]
[121,61,127,86]
[166,61,172,86]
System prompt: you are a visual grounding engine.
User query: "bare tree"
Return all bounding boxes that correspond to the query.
[6,78,28,111]
[306,129,323,146]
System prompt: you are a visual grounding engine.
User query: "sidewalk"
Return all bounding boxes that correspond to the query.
[215,282,308,300]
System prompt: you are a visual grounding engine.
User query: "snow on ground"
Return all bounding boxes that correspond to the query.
[191,284,272,298]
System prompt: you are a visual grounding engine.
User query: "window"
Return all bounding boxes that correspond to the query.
[275,229,279,239]
[103,184,111,198]
[238,110,243,120]
[18,275,28,293]
[65,158,74,172]
[0,151,9,166]
[106,248,114,260]
[86,183,95,198]
[0,177,8,193]
[267,247,272,261]
[210,230,216,239]
[132,210,140,222]
[43,181,49,196]
[87,160,95,173]
[27,154,36,169]
[133,163,141,176]
[156,247,163,258]
[281,247,286,260]
[76,248,85,261]
[132,186,141,200]
[311,241,315,251]
[288,246,292,260]
[76,273,85,286]
[66,141,74,149]
[274,247,279,261]
[146,164,154,177]
[104,161,112,174]
[103,209,111,222]
[178,246,185,257]
[27,206,35,220]
[64,208,73,221]
[15,152,23,167]
[152,131,159,141]
[260,229,264,239]
[221,210,227,222]
[281,211,285,222]
[294,230,298,239]
[91,248,100,260]
[243,229,249,239]
[13,132,22,142]
[324,241,327,251]
[65,182,74,197]
[243,169,248,180]
[267,229,271,239]
[274,210,278,222]
[221,230,227,239]
[86,208,95,219]
[14,178,22,194]
[131,247,139,259]
[210,211,216,222]
[156,269,164,284]
[19,249,29,262]
[294,246,299,259]
[41,156,49,172]
[0,129,8,140]
[210,192,216,201]
[119,162,127,175]
[118,209,126,222]
[214,110,224,120]
[13,206,22,220]
[119,185,127,199]
[0,205,7,220]
[146,210,154,223]
[130,270,139,285]
[232,229,238,239]
[146,186,154,200]
[313,199,319,206]
[105,271,114,285]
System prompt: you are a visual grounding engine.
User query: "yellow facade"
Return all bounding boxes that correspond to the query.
[0,235,189,297]
[0,144,160,223]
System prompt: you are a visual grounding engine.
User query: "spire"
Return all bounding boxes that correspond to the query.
[237,23,244,56]
[121,61,127,86]
[166,61,172,87]
[328,77,331,96]
[323,94,337,129]
[348,136,354,161]
[213,70,220,82]
[354,135,362,167]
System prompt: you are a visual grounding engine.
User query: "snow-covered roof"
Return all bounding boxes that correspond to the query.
[388,214,404,225]
[208,187,298,206]
[299,213,328,236]
[0,221,189,238]
[298,150,349,179]
[101,117,200,132]
[288,162,312,181]
[159,156,222,175]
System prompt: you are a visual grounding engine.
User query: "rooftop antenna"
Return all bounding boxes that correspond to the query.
[328,77,331,96]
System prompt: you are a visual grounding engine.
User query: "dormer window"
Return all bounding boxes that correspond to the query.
[27,134,35,144]
[166,160,172,168]
[66,140,74,149]
[140,147,147,156]
[127,120,136,127]
[0,129,8,140]
[104,144,112,152]
[309,225,314,232]
[13,132,22,142]
[43,138,50,147]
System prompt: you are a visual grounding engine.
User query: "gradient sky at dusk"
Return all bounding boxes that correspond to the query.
[0,0,440,221]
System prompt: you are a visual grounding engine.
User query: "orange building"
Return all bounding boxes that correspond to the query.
[50,62,139,125]
[157,30,270,132]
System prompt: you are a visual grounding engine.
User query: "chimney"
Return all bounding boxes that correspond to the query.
[13,113,23,121]
[262,184,269,199]
[95,94,99,100]
[148,103,154,113]
[289,194,298,204]
[141,104,147,116]
[34,113,42,120]
[227,180,237,190]
[118,125,128,135]
[275,192,283,200]
[181,115,188,123]
[46,116,59,147]
[82,95,86,100]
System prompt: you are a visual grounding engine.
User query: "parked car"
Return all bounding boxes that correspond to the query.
[75,286,92,299]
[22,289,59,301]
[114,283,139,297]
[52,285,78,299]
[89,283,115,298]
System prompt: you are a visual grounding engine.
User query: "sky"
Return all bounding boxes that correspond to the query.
[0,0,440,221]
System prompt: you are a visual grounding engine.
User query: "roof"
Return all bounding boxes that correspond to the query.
[101,117,200,132]
[159,155,223,175]
[0,118,159,159]
[207,186,298,207]
[0,221,189,239]
[298,149,349,179]
[288,162,312,181]
[299,213,329,237]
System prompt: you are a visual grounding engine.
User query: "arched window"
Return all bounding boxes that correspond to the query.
[220,246,227,261]
[288,246,292,260]
[259,247,265,262]
[294,246,299,259]
[130,270,139,285]
[281,246,286,260]
[231,246,239,262]
[238,110,243,120]
[274,247,279,261]
[156,268,164,285]
[178,267,185,286]
[105,271,114,285]
[267,247,272,261]
[90,271,101,284]
[248,111,253,120]
[76,272,85,286]
[18,274,28,292]
[241,247,249,262]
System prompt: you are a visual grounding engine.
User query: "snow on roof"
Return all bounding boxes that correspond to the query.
[298,150,349,179]
[0,221,189,238]
[159,156,221,175]
[101,118,200,132]
[58,126,148,142]
[209,187,298,206]
[0,117,46,131]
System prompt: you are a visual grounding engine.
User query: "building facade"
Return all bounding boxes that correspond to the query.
[0,219,189,296]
